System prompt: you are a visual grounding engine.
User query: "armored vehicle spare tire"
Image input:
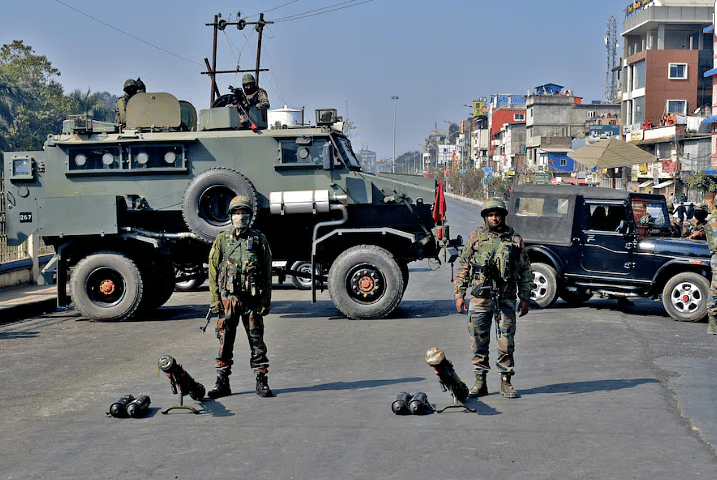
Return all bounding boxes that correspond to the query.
[328,245,405,319]
[182,167,257,243]
[70,251,143,321]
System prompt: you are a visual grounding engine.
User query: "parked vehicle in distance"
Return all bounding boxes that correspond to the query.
[508,184,711,322]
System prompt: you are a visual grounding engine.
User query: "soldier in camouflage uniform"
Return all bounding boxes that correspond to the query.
[454,199,533,398]
[703,204,717,335]
[208,195,274,398]
[682,203,709,239]
[239,74,270,126]
[115,79,140,127]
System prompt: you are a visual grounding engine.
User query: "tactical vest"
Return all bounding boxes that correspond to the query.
[468,229,516,286]
[705,215,717,253]
[219,230,262,297]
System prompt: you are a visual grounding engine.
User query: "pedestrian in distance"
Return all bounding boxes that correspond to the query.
[454,199,533,398]
[208,195,274,398]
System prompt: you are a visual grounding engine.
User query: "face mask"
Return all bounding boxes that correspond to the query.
[232,213,251,229]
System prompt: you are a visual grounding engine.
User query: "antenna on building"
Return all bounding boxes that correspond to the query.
[604,15,618,103]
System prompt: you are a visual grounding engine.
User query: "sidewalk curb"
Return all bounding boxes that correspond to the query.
[0,298,58,324]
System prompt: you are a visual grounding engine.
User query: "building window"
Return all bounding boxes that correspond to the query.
[514,113,525,121]
[666,100,687,115]
[632,61,645,90]
[560,159,567,166]
[668,63,688,80]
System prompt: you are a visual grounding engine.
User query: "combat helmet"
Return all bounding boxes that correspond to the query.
[228,195,253,214]
[242,74,256,85]
[123,78,139,94]
[694,203,710,221]
[481,198,508,218]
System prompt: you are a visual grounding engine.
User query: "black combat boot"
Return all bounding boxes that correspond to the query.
[468,372,488,398]
[208,372,231,399]
[255,372,273,397]
[499,373,519,398]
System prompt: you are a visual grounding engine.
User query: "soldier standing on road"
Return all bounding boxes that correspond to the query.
[115,79,140,127]
[703,200,717,335]
[454,199,533,398]
[239,74,270,126]
[208,195,274,398]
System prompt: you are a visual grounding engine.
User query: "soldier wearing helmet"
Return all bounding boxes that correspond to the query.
[683,203,709,239]
[703,196,717,335]
[454,198,532,399]
[208,195,274,398]
[115,78,140,127]
[238,73,270,126]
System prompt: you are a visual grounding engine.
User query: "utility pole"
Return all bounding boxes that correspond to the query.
[392,96,399,173]
[203,13,273,105]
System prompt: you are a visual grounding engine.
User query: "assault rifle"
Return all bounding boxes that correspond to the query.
[470,260,501,306]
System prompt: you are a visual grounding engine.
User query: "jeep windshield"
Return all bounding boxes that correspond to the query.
[631,197,671,236]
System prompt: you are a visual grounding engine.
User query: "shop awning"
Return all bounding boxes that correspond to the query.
[702,116,717,124]
[653,180,673,189]
[704,67,717,78]
[639,180,653,188]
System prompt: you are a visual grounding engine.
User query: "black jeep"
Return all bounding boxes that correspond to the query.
[508,184,711,322]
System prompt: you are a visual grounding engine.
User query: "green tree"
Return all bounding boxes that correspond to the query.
[67,89,115,122]
[687,171,717,195]
[0,40,68,151]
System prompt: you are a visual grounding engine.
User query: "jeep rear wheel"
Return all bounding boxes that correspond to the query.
[662,272,709,322]
[328,245,405,319]
[70,252,143,321]
[531,263,557,309]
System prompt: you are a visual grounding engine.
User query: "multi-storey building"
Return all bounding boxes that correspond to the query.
[621,0,714,133]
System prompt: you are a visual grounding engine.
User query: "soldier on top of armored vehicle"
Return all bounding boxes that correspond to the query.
[115,78,140,127]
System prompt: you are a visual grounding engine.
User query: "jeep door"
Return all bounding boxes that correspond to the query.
[581,201,635,275]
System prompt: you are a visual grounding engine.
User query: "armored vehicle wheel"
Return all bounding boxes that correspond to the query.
[662,272,709,322]
[530,262,557,309]
[182,167,258,243]
[559,288,592,305]
[138,261,175,311]
[328,245,405,319]
[70,252,143,321]
[290,261,321,290]
[398,260,410,293]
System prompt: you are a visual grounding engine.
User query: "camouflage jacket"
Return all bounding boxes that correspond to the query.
[705,214,717,253]
[209,227,272,314]
[115,95,130,126]
[454,224,532,303]
[682,217,706,239]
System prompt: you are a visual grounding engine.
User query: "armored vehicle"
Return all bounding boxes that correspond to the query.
[2,92,459,321]
[508,184,711,322]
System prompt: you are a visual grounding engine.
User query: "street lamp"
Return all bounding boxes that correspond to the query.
[392,96,399,173]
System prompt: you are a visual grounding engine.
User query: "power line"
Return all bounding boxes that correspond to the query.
[53,0,203,66]
[274,0,377,22]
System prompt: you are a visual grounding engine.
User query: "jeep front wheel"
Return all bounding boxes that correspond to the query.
[662,272,709,322]
[530,262,557,309]
[328,245,405,319]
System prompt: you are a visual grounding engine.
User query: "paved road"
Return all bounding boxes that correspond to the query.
[1,199,715,479]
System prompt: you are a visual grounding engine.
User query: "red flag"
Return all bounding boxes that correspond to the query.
[433,180,446,224]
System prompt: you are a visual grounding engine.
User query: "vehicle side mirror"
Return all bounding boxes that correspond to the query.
[322,143,334,170]
[616,220,628,234]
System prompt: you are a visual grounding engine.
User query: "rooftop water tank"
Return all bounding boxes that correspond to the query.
[268,105,303,129]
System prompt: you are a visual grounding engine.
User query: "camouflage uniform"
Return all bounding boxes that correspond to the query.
[209,226,272,374]
[703,212,717,335]
[682,217,706,239]
[454,219,533,381]
[240,74,270,125]
[115,79,139,127]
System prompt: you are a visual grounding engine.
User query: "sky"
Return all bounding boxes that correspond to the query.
[2,0,634,160]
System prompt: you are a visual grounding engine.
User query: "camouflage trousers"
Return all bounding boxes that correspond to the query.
[467,296,517,376]
[707,255,717,333]
[215,294,268,374]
